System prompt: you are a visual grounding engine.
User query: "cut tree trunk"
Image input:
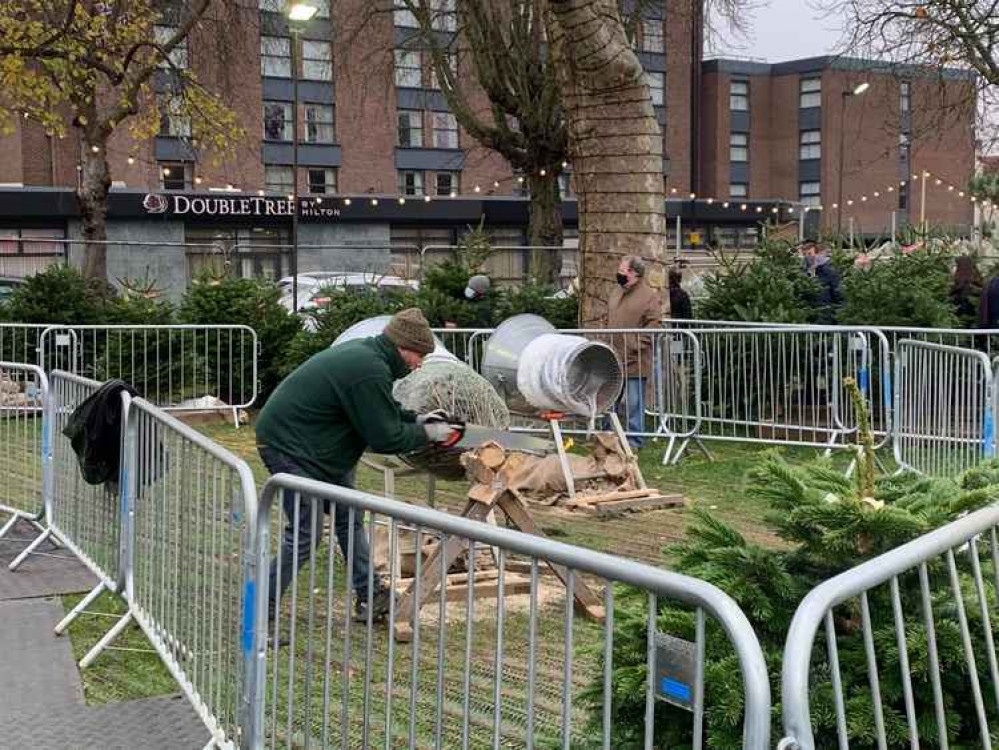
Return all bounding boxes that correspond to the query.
[545,0,667,327]
[78,142,112,281]
[526,172,563,285]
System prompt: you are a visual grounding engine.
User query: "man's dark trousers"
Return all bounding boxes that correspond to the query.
[258,445,373,614]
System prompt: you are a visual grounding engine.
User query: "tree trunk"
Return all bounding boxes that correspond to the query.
[78,142,111,281]
[545,0,667,327]
[526,172,563,285]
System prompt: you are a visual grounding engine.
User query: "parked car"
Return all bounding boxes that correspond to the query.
[0,276,24,303]
[278,272,419,313]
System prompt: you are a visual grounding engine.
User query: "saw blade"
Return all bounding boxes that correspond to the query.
[454,425,554,454]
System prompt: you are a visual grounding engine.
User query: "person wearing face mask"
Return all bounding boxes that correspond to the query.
[461,273,492,328]
[607,255,663,448]
[255,308,458,625]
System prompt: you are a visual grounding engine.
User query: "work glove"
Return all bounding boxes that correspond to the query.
[424,421,457,443]
[416,409,449,425]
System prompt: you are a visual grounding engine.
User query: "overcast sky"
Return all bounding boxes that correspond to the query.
[708,0,846,62]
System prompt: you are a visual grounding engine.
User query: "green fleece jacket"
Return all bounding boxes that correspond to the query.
[255,334,428,482]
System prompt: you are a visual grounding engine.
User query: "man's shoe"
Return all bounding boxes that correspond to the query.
[353,587,392,623]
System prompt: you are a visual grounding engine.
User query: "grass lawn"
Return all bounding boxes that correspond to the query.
[52,416,880,744]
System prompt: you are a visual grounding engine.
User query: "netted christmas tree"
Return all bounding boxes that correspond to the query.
[578,379,999,748]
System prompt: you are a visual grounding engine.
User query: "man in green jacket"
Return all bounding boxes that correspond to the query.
[256,308,455,622]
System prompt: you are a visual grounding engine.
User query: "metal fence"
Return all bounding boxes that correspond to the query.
[0,362,49,545]
[779,501,999,750]
[893,339,995,476]
[0,323,52,365]
[246,474,771,749]
[120,394,259,747]
[36,325,258,416]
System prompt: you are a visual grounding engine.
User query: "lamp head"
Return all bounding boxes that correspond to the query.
[285,1,318,22]
[851,82,870,96]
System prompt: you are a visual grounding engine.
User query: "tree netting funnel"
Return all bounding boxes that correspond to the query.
[482,314,623,417]
[331,315,457,363]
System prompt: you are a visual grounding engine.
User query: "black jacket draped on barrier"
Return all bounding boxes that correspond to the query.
[63,379,137,487]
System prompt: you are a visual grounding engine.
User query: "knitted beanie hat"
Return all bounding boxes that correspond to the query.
[468,274,491,295]
[384,308,435,355]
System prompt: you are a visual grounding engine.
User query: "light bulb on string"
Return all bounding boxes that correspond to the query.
[832,202,839,209]
[371,198,378,206]
[948,185,955,191]
[888,186,894,192]
[398,197,406,205]
[316,197,322,204]
[722,202,730,208]
[706,197,714,204]
[861,196,867,202]
[740,203,747,211]
[561,161,568,169]
[959,191,965,197]
[492,181,499,188]
[91,145,100,153]
[771,207,778,214]
[195,176,203,185]
[935,179,942,185]
[517,176,524,184]
[473,185,481,193]
[257,189,264,196]
[873,191,880,197]
[127,156,135,165]
[539,169,546,177]
[449,191,456,198]
[162,167,171,176]
[755,206,763,213]
[343,198,351,206]
[689,192,696,199]
[423,195,431,203]
[847,199,854,206]
[670,188,678,195]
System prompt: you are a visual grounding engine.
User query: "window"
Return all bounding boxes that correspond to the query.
[394,49,422,87]
[641,19,665,53]
[900,81,911,114]
[304,103,335,143]
[160,162,191,191]
[399,170,425,196]
[435,171,459,196]
[154,25,188,70]
[432,0,457,31]
[899,132,911,161]
[432,112,458,148]
[729,132,748,163]
[159,97,191,138]
[729,182,747,198]
[308,168,337,194]
[397,109,424,147]
[263,101,293,141]
[301,40,332,81]
[428,52,457,90]
[730,80,749,111]
[898,182,909,210]
[799,130,821,160]
[799,77,821,108]
[558,172,573,199]
[261,36,291,77]
[645,71,664,106]
[394,0,417,27]
[265,165,294,195]
[799,181,821,207]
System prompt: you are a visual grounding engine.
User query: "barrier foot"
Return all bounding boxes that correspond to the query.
[660,436,677,466]
[0,514,19,540]
[9,527,52,571]
[231,406,240,430]
[80,609,134,669]
[55,581,106,635]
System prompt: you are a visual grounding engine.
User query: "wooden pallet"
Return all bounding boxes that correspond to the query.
[565,489,685,517]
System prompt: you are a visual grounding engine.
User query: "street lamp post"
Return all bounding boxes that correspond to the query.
[837,81,869,239]
[285,1,318,313]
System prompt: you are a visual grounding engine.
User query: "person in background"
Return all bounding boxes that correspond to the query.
[255,308,457,625]
[980,271,999,328]
[607,255,662,449]
[444,273,491,329]
[802,241,842,324]
[668,267,693,321]
[950,255,982,326]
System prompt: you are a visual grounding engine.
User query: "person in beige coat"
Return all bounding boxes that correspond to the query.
[607,255,663,448]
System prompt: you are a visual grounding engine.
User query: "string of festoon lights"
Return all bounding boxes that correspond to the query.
[665,169,990,217]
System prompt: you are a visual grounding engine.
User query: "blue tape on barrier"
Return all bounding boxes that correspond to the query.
[119,469,129,516]
[858,368,869,395]
[242,580,256,656]
[882,371,892,410]
[985,411,996,458]
[660,676,692,702]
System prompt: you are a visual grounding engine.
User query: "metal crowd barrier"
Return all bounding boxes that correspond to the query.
[779,502,999,750]
[246,474,771,749]
[893,340,995,476]
[37,324,259,419]
[0,362,50,546]
[674,326,892,459]
[119,394,259,747]
[25,371,128,662]
[0,323,53,366]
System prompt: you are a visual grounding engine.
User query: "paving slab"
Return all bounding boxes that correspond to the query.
[0,695,211,750]
[0,597,83,714]
[0,519,96,600]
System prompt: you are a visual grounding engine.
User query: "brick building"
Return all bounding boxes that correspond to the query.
[699,57,977,235]
[0,3,980,295]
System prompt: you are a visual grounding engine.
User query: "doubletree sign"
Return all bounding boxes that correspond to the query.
[140,193,341,220]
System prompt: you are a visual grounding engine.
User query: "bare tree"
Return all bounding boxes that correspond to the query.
[545,0,667,325]
[0,0,245,281]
